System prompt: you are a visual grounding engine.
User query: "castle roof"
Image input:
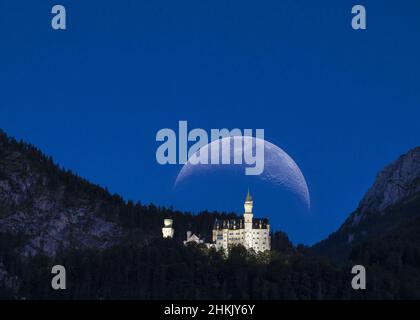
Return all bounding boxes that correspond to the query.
[245,189,253,202]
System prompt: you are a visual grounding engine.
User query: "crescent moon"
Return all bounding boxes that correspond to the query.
[175,136,310,209]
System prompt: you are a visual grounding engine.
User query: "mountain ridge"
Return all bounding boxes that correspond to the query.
[0,129,243,257]
[313,147,420,262]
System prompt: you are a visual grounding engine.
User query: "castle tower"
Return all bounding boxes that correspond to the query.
[162,218,174,238]
[243,189,253,248]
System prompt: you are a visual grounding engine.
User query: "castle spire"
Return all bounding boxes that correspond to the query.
[245,188,252,202]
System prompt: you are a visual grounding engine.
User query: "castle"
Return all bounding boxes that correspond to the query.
[212,190,271,253]
[162,190,271,254]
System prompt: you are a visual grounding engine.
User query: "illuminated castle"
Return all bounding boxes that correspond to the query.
[162,190,271,254]
[212,190,271,253]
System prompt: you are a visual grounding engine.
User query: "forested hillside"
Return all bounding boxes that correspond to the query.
[1,129,420,299]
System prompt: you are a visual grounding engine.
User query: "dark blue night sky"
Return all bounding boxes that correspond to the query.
[1,0,419,244]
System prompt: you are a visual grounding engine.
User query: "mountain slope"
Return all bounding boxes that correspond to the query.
[0,129,241,258]
[0,130,123,256]
[313,147,420,262]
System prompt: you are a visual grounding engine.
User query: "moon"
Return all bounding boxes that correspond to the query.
[175,136,310,209]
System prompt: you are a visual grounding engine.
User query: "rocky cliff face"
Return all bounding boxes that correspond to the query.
[348,147,420,227]
[0,132,121,257]
[313,147,420,262]
[359,147,420,213]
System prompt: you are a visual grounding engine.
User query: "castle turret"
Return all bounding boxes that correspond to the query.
[243,190,253,249]
[162,218,174,238]
[244,189,253,213]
